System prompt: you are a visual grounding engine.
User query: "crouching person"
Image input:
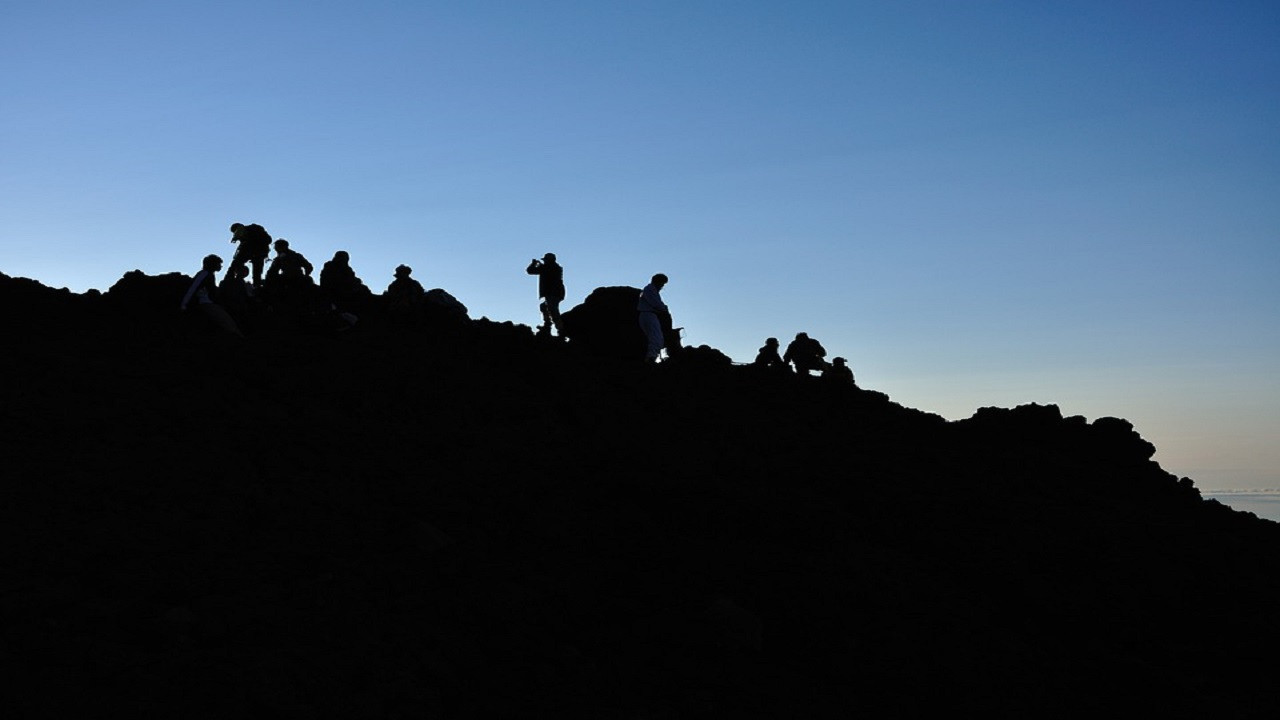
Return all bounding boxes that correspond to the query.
[822,357,856,386]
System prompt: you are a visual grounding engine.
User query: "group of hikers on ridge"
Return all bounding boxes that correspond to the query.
[181,221,856,384]
[752,333,854,384]
[180,222,467,333]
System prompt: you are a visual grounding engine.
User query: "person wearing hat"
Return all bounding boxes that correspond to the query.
[823,356,855,386]
[384,264,425,316]
[752,337,790,372]
[526,252,565,336]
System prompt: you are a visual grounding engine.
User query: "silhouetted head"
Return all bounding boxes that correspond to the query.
[796,332,808,340]
[202,254,223,272]
[833,357,847,366]
[651,273,668,288]
[333,250,350,264]
[274,239,289,251]
[765,337,779,347]
[395,264,412,278]
[543,252,557,262]
[229,222,244,233]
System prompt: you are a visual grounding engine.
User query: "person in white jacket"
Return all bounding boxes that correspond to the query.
[637,273,669,362]
[180,254,242,337]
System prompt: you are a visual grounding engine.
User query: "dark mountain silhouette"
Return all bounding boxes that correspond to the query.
[4,268,1277,718]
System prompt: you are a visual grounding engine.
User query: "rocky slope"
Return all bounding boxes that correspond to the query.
[3,270,1277,718]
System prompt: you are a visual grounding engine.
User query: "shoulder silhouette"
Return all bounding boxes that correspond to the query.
[179,254,243,338]
[783,332,829,375]
[753,337,790,373]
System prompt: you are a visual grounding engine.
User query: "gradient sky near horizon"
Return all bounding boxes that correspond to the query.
[3,1,1277,496]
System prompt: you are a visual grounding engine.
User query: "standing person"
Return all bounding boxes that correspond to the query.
[227,222,273,288]
[637,273,670,363]
[526,252,565,336]
[180,254,242,337]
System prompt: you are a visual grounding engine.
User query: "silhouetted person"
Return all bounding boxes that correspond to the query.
[264,238,314,301]
[783,332,828,375]
[526,252,565,337]
[753,337,790,372]
[218,263,255,327]
[320,250,371,311]
[180,254,242,337]
[384,264,425,316]
[227,222,273,288]
[637,273,670,363]
[822,357,855,386]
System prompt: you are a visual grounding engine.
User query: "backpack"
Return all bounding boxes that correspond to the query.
[238,224,272,252]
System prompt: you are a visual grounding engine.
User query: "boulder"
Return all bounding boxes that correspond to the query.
[560,286,684,360]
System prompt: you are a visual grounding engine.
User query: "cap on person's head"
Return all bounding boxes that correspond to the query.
[652,273,668,285]
[834,357,847,365]
[229,222,244,232]
[543,252,556,262]
[274,239,289,250]
[766,337,778,346]
[395,264,412,277]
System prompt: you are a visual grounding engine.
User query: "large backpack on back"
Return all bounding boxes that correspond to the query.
[238,224,272,254]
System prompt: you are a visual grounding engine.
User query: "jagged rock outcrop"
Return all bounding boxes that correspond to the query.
[560,285,686,360]
[107,269,192,308]
[560,285,650,358]
[3,270,1278,718]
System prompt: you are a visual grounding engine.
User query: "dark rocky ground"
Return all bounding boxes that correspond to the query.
[3,270,1278,718]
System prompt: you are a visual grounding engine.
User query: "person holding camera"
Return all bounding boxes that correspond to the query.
[526,252,565,336]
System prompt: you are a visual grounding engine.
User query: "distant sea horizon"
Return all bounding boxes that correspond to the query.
[1202,491,1280,524]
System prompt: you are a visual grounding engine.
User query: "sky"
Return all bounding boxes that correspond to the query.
[2,1,1277,502]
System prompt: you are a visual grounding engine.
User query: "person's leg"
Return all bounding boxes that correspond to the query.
[639,313,663,361]
[199,303,244,337]
[227,252,248,280]
[546,298,562,333]
[250,255,266,287]
[538,301,551,332]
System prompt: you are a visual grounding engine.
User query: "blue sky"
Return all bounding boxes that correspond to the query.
[2,1,1277,495]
